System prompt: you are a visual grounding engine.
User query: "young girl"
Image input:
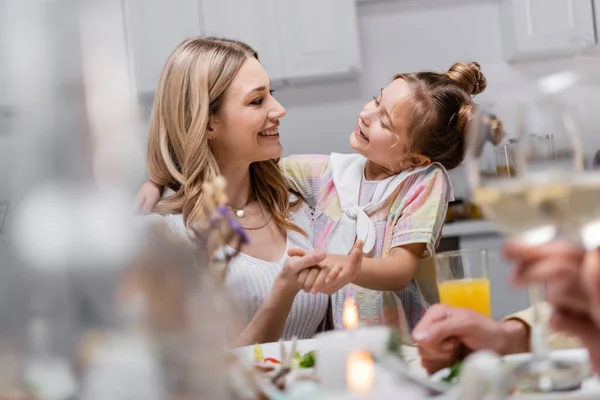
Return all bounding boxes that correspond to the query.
[136,61,499,341]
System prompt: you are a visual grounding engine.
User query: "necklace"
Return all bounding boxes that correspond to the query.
[228,196,252,218]
[240,201,272,231]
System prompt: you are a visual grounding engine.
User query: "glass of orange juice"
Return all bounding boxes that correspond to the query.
[436,249,491,316]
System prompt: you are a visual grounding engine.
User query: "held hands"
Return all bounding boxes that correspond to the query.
[295,240,364,295]
[276,248,327,294]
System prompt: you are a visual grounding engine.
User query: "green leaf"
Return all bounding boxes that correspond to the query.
[298,351,316,368]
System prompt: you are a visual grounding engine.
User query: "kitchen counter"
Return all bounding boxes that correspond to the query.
[442,219,501,238]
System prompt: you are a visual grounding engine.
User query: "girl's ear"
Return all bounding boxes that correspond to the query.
[406,154,431,168]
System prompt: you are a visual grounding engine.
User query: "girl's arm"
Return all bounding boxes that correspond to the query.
[309,243,423,294]
[134,181,163,215]
[322,167,450,292]
[352,243,424,290]
[135,154,332,214]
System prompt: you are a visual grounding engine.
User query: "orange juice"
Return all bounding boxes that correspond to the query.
[438,279,491,316]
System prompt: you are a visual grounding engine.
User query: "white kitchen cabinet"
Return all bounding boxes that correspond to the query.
[500,0,597,62]
[0,0,8,108]
[201,0,360,84]
[123,0,202,94]
[275,0,361,82]
[200,0,285,84]
[0,0,11,135]
[123,0,360,92]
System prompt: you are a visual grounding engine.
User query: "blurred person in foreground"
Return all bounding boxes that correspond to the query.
[413,241,600,376]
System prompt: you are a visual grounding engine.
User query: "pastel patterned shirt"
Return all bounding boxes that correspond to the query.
[280,153,452,342]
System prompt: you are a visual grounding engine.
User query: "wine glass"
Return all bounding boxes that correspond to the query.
[545,75,600,251]
[465,87,582,392]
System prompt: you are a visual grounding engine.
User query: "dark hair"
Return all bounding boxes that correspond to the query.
[393,62,492,170]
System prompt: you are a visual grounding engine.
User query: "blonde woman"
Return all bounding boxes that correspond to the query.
[144,37,361,347]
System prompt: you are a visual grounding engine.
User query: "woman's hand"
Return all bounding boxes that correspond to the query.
[298,240,363,295]
[133,181,162,215]
[412,304,529,375]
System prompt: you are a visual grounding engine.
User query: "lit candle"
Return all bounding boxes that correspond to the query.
[315,297,389,393]
[343,298,359,330]
[346,350,374,394]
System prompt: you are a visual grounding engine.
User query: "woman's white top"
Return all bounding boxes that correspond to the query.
[160,200,328,340]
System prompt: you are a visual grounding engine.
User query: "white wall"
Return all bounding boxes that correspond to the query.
[273,0,600,198]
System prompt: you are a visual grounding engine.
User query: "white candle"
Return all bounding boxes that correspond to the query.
[315,298,390,392]
[347,350,374,393]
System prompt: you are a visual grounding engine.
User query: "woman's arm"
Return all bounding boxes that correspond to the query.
[135,154,332,213]
[229,248,326,347]
[229,282,299,347]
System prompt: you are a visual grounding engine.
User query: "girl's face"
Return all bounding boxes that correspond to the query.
[350,78,425,173]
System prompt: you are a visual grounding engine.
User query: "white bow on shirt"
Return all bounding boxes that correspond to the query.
[326,153,454,255]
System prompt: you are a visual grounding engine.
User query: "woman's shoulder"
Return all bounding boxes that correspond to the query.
[136,213,189,241]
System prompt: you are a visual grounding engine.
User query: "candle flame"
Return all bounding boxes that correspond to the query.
[343,297,359,330]
[347,350,374,393]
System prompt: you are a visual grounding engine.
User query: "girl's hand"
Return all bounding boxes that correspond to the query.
[133,181,162,215]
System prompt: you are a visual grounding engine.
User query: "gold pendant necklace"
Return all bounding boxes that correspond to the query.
[228,196,252,219]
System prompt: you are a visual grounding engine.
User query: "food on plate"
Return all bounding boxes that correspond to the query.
[297,351,315,369]
[254,343,265,363]
[440,361,462,384]
[252,344,315,369]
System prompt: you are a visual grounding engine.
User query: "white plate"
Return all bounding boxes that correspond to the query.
[431,349,600,399]
[231,338,316,366]
[231,340,318,400]
[503,348,589,368]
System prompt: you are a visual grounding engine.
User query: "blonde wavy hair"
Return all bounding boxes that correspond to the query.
[147,37,302,237]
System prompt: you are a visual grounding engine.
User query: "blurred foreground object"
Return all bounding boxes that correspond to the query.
[0,1,259,398]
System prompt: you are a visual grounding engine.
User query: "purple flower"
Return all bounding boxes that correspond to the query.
[212,206,249,244]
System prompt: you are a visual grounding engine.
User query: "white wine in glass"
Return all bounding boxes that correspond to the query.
[466,91,582,392]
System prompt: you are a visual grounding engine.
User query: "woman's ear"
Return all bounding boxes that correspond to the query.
[207,114,221,139]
